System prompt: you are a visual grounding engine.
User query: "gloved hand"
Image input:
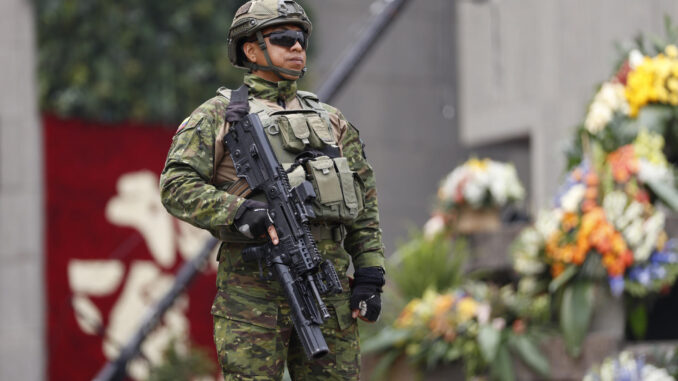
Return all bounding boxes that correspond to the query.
[234,200,274,239]
[349,267,385,322]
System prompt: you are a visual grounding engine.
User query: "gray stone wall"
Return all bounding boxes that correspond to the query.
[311,0,460,252]
[0,0,45,379]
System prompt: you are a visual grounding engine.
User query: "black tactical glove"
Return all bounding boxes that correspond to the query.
[233,200,273,239]
[350,267,385,322]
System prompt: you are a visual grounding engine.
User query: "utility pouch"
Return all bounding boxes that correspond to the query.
[274,110,337,153]
[305,156,364,224]
[334,157,361,217]
[307,114,335,148]
[307,157,342,203]
[277,114,308,152]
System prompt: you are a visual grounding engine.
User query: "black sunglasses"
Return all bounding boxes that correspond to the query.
[262,30,308,49]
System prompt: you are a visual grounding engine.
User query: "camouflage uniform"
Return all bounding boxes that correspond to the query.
[160,74,385,380]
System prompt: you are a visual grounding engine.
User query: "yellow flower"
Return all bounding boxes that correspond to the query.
[457,297,478,322]
[433,294,455,317]
[666,45,678,59]
[396,299,420,328]
[466,157,489,171]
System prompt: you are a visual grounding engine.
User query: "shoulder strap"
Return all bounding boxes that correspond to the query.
[224,85,250,123]
[297,90,333,133]
[222,85,254,198]
[216,87,232,100]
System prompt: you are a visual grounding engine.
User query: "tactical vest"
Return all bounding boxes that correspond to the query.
[217,88,365,242]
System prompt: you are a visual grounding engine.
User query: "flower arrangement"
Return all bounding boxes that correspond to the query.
[424,158,525,236]
[512,131,678,352]
[569,21,678,176]
[512,24,678,353]
[437,158,525,211]
[363,283,550,381]
[583,351,676,381]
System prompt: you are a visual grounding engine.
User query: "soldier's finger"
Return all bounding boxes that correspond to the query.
[352,309,359,319]
[268,225,279,245]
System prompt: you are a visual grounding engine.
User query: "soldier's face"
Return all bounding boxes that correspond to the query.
[243,25,307,81]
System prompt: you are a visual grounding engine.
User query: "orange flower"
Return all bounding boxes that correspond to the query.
[562,212,579,232]
[572,168,583,182]
[611,232,628,255]
[572,247,587,265]
[551,263,565,278]
[434,294,454,317]
[622,250,634,267]
[613,167,631,183]
[585,172,600,186]
[559,245,575,263]
[581,199,597,213]
[606,259,625,277]
[608,145,639,184]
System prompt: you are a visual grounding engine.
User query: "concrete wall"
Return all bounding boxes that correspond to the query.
[311,0,461,251]
[457,0,678,209]
[0,0,45,379]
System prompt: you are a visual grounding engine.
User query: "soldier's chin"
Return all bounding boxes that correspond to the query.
[279,71,302,81]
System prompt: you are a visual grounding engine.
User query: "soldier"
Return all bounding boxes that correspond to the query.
[159,0,385,379]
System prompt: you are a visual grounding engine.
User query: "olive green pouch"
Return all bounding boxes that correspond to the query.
[334,157,360,217]
[307,157,343,203]
[277,114,308,152]
[306,114,335,148]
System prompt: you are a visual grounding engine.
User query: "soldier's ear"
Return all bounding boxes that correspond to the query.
[242,42,257,63]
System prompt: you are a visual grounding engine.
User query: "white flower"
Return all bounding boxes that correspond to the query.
[618,201,644,228]
[638,158,672,184]
[629,49,644,69]
[560,184,586,212]
[585,103,613,133]
[624,220,644,248]
[584,82,629,134]
[535,209,563,239]
[521,228,543,250]
[491,317,506,331]
[476,303,491,324]
[603,190,629,228]
[438,159,524,208]
[518,277,538,294]
[463,180,486,207]
[514,257,546,275]
[423,215,446,238]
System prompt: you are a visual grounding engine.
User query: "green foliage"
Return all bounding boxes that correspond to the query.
[145,339,216,381]
[36,0,244,124]
[508,333,550,378]
[388,231,468,300]
[36,0,315,125]
[559,280,594,357]
[628,302,649,339]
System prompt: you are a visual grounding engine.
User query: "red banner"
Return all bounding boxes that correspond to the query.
[45,116,218,381]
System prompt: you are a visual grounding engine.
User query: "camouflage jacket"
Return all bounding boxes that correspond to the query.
[159,74,384,270]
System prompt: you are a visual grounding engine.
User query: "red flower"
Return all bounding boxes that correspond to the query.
[614,60,631,85]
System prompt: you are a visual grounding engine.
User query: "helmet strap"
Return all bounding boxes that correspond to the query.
[247,31,306,81]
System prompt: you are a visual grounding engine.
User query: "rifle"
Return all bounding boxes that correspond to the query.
[224,96,343,360]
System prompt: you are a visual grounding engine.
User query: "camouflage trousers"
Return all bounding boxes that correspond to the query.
[212,241,360,380]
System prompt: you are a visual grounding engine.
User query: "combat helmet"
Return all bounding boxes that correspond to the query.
[228,0,312,79]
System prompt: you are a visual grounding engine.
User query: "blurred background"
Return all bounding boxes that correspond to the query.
[3,0,678,380]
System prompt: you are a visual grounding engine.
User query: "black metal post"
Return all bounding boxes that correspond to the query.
[316,0,413,103]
